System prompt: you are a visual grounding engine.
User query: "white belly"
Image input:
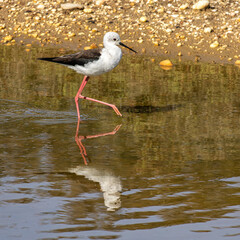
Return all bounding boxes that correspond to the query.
[68,47,122,76]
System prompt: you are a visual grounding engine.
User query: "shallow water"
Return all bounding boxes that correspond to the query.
[0,45,240,239]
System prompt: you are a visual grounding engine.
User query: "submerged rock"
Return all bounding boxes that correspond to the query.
[160,59,173,67]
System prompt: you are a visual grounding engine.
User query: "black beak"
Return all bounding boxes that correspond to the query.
[119,42,137,53]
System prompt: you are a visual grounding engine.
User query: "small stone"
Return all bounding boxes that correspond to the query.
[160,59,173,67]
[177,43,182,47]
[235,60,240,65]
[3,35,13,43]
[37,4,45,10]
[84,46,92,50]
[210,41,219,48]
[32,33,38,38]
[192,0,210,10]
[91,28,98,33]
[0,24,6,30]
[204,27,213,33]
[140,16,148,23]
[68,32,76,38]
[61,3,84,10]
[178,52,182,56]
[157,6,165,13]
[152,40,159,46]
[95,0,106,5]
[180,4,189,10]
[89,43,98,49]
[84,8,93,14]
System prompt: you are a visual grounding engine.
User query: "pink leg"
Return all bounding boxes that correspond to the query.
[75,76,89,120]
[75,75,122,120]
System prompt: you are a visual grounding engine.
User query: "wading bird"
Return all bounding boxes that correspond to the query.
[38,32,136,120]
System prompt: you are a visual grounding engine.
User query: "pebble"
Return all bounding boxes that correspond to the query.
[192,0,210,10]
[204,27,213,33]
[179,4,189,10]
[210,41,219,48]
[68,32,76,38]
[3,35,13,43]
[37,4,45,10]
[235,60,240,65]
[84,8,93,14]
[140,16,148,23]
[159,59,173,67]
[95,0,106,5]
[61,3,84,10]
[157,6,165,13]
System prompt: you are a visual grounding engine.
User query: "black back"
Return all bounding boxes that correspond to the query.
[38,48,101,66]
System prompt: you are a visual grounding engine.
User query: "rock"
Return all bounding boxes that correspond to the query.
[61,3,84,10]
[192,0,210,10]
[140,16,148,23]
[3,35,13,43]
[160,59,173,67]
[157,6,165,13]
[0,24,6,30]
[235,60,240,65]
[210,41,219,48]
[84,8,93,14]
[204,27,213,33]
[166,28,173,33]
[95,0,106,5]
[68,32,76,38]
[180,4,189,10]
[32,33,38,38]
[84,44,98,50]
[37,4,45,10]
[90,43,98,49]
[152,40,159,46]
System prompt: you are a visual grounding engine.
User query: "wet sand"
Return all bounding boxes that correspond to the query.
[1,0,240,63]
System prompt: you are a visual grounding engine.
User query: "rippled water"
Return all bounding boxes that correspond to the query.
[0,45,240,239]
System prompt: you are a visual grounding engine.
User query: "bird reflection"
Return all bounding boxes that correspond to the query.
[75,120,122,165]
[69,166,122,211]
[72,120,122,211]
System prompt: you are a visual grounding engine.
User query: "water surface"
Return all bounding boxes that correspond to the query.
[0,45,240,239]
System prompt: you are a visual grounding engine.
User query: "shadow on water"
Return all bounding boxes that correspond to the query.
[0,45,240,239]
[120,104,183,113]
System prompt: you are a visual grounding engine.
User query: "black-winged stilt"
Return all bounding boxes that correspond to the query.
[38,32,136,120]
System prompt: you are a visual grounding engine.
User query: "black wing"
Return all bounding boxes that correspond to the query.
[38,48,102,66]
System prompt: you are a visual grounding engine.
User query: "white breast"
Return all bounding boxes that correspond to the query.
[68,46,122,76]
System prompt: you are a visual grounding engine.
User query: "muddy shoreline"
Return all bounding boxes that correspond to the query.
[1,0,240,64]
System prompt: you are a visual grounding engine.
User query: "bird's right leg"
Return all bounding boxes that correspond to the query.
[75,75,122,118]
[75,75,89,121]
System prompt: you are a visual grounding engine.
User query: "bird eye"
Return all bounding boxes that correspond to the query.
[113,38,116,41]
